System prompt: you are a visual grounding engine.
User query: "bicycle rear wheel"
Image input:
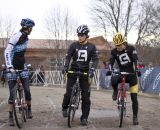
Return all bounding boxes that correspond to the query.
[68,84,80,128]
[21,89,28,122]
[13,86,25,129]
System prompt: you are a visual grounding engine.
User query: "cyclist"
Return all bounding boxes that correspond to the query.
[107,32,140,125]
[62,24,99,125]
[4,18,35,126]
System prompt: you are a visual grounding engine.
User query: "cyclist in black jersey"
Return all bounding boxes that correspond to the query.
[62,25,99,125]
[4,18,35,126]
[107,32,140,125]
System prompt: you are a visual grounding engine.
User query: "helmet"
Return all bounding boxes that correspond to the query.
[77,24,90,35]
[20,18,35,28]
[113,32,125,46]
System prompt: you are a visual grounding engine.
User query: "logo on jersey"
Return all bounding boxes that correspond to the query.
[77,50,87,62]
[119,53,131,65]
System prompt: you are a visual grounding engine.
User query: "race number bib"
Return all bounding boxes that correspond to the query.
[77,50,87,62]
[119,53,131,65]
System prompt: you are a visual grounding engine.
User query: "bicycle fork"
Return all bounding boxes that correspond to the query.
[70,84,80,110]
[15,88,27,109]
[117,90,127,116]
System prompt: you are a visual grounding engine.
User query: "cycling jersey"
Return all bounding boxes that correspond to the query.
[4,31,28,70]
[64,41,99,71]
[109,45,138,73]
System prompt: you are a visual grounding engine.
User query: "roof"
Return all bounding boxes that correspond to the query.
[88,36,111,50]
[0,36,112,51]
[27,39,73,49]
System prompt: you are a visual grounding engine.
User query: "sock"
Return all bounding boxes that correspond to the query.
[28,105,31,111]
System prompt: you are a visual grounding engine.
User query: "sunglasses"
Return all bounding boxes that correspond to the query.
[77,33,86,37]
[115,44,123,47]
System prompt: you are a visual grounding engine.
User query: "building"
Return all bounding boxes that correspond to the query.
[0,36,111,70]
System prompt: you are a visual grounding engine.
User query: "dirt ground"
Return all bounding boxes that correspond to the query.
[0,85,160,130]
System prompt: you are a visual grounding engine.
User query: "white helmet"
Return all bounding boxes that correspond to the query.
[77,24,90,35]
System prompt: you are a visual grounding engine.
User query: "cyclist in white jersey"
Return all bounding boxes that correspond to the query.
[4,18,35,126]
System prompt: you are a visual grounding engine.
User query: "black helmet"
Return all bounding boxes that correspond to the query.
[21,18,35,28]
[77,24,90,35]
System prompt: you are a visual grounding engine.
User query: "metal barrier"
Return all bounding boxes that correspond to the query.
[30,70,100,90]
[2,68,160,95]
[98,68,160,95]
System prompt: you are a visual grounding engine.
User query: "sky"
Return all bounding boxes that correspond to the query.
[0,0,92,38]
[0,0,137,43]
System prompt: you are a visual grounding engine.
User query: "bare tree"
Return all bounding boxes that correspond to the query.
[0,16,17,64]
[135,0,160,46]
[44,7,78,70]
[90,0,137,39]
[44,7,77,48]
[0,17,17,47]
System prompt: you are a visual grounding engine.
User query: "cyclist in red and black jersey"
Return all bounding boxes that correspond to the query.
[108,32,140,125]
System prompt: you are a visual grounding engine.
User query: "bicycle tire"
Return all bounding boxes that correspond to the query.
[68,84,80,128]
[118,89,125,128]
[118,97,124,127]
[13,85,25,129]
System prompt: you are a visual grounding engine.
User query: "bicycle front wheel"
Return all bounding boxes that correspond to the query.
[13,86,25,129]
[118,97,125,128]
[68,84,80,128]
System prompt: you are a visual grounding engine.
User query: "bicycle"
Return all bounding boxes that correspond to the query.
[66,71,88,128]
[112,71,134,128]
[9,70,28,129]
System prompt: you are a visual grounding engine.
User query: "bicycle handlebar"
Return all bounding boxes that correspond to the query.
[67,71,88,76]
[6,69,27,73]
[112,71,135,75]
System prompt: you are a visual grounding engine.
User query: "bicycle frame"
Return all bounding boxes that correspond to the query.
[15,71,27,110]
[67,71,88,128]
[12,70,28,129]
[117,74,127,105]
[114,71,134,128]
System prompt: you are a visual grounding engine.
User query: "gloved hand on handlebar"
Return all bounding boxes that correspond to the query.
[89,68,95,78]
[8,67,14,72]
[106,70,112,76]
[62,67,68,75]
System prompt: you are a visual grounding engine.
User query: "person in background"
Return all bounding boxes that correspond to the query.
[27,64,33,85]
[0,64,7,87]
[99,61,111,89]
